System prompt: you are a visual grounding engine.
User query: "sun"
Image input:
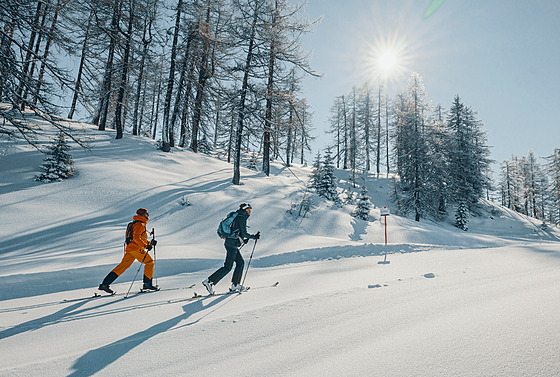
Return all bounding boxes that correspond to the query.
[362,33,412,86]
[378,51,398,72]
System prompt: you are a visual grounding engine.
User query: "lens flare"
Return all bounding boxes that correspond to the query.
[424,0,448,18]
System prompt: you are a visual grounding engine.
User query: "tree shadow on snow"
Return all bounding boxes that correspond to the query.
[349,217,369,242]
[0,297,123,341]
[67,294,234,377]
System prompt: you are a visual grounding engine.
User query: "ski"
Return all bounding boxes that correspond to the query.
[169,282,279,304]
[63,291,116,302]
[251,281,279,290]
[63,283,196,302]
[192,287,250,298]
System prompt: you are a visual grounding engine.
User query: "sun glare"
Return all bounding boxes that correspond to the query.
[362,33,412,86]
[378,52,398,72]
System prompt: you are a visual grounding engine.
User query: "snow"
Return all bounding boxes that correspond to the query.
[2,116,560,376]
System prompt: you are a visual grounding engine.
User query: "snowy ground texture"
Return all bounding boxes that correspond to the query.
[2,117,560,376]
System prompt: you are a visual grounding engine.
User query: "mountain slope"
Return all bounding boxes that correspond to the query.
[2,117,560,376]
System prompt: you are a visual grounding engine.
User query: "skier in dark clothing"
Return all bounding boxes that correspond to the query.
[203,203,260,294]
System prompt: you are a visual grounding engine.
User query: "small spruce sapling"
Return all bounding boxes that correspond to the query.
[352,184,372,220]
[455,202,469,231]
[35,132,75,182]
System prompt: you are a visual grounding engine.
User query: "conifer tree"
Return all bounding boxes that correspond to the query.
[35,132,75,182]
[309,151,321,190]
[392,73,432,221]
[316,147,339,202]
[455,202,469,231]
[545,148,560,225]
[353,184,372,220]
[445,95,492,209]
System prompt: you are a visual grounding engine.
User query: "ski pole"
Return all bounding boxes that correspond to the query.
[241,237,258,288]
[125,250,149,298]
[152,228,157,287]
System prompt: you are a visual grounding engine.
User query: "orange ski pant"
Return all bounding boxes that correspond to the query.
[111,248,154,279]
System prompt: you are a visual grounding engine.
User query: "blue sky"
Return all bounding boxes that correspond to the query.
[300,0,560,171]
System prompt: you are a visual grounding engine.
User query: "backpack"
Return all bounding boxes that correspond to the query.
[217,211,239,239]
[125,220,142,246]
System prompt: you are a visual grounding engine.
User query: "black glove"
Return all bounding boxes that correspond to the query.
[146,244,153,251]
[243,238,249,244]
[151,239,157,246]
[254,231,260,240]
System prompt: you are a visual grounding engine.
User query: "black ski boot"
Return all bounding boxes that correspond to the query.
[99,271,118,294]
[142,275,159,291]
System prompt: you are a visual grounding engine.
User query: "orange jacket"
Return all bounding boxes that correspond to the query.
[126,215,150,253]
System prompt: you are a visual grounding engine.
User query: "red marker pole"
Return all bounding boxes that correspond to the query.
[379,207,390,264]
[384,215,388,245]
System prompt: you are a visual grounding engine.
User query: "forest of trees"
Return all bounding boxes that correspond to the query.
[3,1,560,226]
[0,0,317,184]
[499,149,560,226]
[325,70,560,226]
[327,72,493,226]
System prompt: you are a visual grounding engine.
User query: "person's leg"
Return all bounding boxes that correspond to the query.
[208,245,237,284]
[138,252,154,279]
[99,252,135,292]
[136,252,156,289]
[111,252,136,276]
[231,249,245,286]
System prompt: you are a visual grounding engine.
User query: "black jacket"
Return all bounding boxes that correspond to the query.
[225,209,256,247]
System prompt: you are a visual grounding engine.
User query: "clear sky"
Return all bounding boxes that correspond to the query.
[300,0,560,172]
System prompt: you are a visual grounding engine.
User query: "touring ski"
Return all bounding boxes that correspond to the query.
[172,282,279,303]
[63,283,196,302]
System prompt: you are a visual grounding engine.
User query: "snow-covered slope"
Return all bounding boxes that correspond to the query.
[1,118,560,376]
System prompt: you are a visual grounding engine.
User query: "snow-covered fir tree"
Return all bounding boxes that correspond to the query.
[392,73,432,221]
[248,152,259,171]
[342,183,355,205]
[353,184,372,220]
[35,132,75,183]
[500,152,549,220]
[455,202,469,231]
[309,152,322,190]
[545,148,560,225]
[316,147,340,203]
[445,95,492,210]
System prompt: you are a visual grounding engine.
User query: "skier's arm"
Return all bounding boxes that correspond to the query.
[135,224,149,249]
[237,216,257,240]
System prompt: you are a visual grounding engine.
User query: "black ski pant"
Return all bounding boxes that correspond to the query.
[208,244,244,286]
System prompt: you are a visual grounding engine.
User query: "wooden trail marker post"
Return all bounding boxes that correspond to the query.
[379,206,390,264]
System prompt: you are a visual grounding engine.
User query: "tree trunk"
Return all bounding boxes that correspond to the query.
[96,0,121,131]
[132,4,154,135]
[364,87,370,172]
[33,0,62,107]
[161,0,183,152]
[172,24,194,146]
[21,1,50,110]
[377,85,382,175]
[190,5,213,153]
[114,0,134,139]
[69,10,92,119]
[262,0,279,177]
[232,5,259,185]
[16,1,44,108]
[0,15,17,99]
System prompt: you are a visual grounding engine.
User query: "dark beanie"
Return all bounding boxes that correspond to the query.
[136,208,148,216]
